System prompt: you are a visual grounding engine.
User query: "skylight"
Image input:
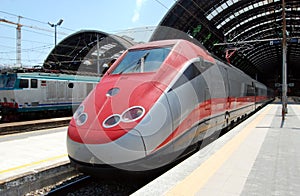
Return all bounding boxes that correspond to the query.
[207,0,277,30]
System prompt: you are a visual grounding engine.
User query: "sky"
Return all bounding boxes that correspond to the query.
[0,0,175,67]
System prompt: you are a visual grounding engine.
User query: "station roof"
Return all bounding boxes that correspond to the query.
[43,30,134,74]
[158,0,300,86]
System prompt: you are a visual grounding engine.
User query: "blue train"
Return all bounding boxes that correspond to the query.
[0,71,100,122]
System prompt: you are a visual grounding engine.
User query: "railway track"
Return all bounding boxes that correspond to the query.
[1,163,79,196]
[45,175,92,196]
[0,117,71,135]
[44,175,139,196]
[28,171,162,196]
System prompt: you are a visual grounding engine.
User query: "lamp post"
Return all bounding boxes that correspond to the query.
[282,0,287,119]
[48,19,63,47]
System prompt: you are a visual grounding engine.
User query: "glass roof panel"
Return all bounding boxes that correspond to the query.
[207,14,213,20]
[226,0,233,6]
[221,3,228,10]
[218,2,281,28]
[206,0,273,24]
[216,6,223,13]
[212,9,218,16]
[223,7,282,34]
[229,20,279,40]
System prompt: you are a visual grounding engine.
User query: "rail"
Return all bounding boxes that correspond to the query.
[0,117,71,135]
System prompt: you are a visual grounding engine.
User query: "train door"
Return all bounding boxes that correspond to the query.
[253,82,257,110]
[46,80,57,102]
[28,78,40,107]
[67,82,74,101]
[216,61,230,110]
[57,81,67,101]
[18,78,30,108]
[202,61,229,136]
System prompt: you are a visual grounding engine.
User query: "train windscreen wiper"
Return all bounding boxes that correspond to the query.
[119,52,149,74]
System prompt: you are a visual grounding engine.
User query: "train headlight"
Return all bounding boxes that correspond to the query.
[74,105,84,119]
[121,106,145,122]
[74,105,88,126]
[103,114,121,128]
[102,106,145,128]
[76,113,88,126]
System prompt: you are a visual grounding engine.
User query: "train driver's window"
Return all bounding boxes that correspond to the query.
[111,46,172,74]
[19,79,29,88]
[31,79,38,88]
[6,76,16,88]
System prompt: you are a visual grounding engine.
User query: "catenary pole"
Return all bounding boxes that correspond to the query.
[282,0,288,118]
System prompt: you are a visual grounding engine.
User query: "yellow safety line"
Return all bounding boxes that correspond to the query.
[165,105,273,195]
[0,154,68,174]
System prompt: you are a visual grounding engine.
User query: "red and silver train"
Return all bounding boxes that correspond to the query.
[67,39,273,173]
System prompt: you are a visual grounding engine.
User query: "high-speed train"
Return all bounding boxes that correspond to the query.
[67,39,273,173]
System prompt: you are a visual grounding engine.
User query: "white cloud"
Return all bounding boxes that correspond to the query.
[132,11,140,23]
[132,0,147,23]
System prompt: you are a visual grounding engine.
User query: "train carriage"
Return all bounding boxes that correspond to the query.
[0,72,100,121]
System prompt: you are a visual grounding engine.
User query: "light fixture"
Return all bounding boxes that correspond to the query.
[48,19,64,46]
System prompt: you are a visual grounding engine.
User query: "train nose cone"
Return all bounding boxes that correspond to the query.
[68,73,164,145]
[67,128,147,168]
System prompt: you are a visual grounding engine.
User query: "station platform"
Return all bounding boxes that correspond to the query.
[133,103,300,195]
[0,126,69,183]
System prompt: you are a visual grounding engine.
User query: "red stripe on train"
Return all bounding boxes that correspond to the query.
[151,96,269,153]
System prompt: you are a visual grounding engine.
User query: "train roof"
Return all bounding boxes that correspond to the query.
[129,39,204,50]
[128,39,179,50]
[2,72,100,83]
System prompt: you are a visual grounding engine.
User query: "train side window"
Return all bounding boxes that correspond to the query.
[0,77,5,88]
[19,79,29,88]
[31,79,38,88]
[68,83,74,88]
[5,76,16,88]
[184,63,201,81]
[246,84,255,96]
[170,63,201,90]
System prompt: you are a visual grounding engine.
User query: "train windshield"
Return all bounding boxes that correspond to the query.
[0,74,16,89]
[111,46,172,74]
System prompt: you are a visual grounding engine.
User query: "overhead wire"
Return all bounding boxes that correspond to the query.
[0,10,75,66]
[1,2,179,67]
[153,0,182,24]
[0,10,75,32]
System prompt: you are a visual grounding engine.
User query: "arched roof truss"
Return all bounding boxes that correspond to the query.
[159,0,300,86]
